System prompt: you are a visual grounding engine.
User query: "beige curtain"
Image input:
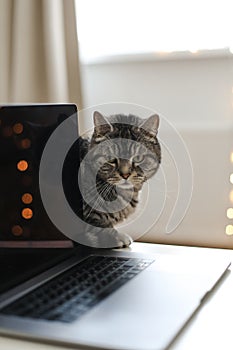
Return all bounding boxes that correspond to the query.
[0,0,82,108]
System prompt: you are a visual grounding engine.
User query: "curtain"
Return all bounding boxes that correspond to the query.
[0,0,83,108]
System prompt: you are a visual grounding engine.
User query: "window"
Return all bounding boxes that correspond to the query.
[75,0,233,63]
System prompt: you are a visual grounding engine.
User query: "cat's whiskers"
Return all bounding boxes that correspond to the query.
[94,182,111,201]
[101,183,114,201]
[82,184,101,199]
[83,180,109,197]
[85,182,114,218]
[84,193,106,220]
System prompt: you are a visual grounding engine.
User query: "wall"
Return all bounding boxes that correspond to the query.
[79,55,233,248]
[80,56,232,127]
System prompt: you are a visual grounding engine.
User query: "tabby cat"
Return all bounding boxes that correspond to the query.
[79,111,161,248]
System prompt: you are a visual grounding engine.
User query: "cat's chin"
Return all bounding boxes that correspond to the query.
[116,180,134,190]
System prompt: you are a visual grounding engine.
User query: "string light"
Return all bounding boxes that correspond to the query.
[226,225,233,236]
[227,208,233,219]
[230,173,233,184]
[229,190,233,203]
[17,160,28,172]
[20,138,31,149]
[21,193,33,204]
[12,225,23,236]
[13,123,23,134]
[21,208,33,219]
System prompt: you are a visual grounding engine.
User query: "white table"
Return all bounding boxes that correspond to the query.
[0,242,232,350]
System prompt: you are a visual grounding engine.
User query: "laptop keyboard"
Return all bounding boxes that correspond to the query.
[1,255,153,323]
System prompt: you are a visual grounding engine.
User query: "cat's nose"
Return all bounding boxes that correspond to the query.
[121,173,130,180]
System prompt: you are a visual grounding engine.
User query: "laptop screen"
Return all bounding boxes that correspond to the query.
[0,104,80,248]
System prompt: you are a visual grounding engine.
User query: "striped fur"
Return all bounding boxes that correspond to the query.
[80,112,161,247]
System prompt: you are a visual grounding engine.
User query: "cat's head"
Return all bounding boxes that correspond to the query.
[89,111,161,191]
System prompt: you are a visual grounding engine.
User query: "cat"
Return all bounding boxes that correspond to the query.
[79,111,161,248]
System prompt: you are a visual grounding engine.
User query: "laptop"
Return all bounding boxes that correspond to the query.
[0,104,231,350]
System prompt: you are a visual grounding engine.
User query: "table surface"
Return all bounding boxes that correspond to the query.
[0,242,233,350]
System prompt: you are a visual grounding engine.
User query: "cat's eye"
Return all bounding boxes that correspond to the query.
[133,154,144,163]
[108,158,117,164]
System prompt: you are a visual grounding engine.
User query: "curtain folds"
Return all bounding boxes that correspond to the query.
[0,0,83,108]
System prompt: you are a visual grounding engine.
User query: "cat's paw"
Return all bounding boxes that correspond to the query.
[83,225,132,249]
[101,228,132,248]
[97,228,132,248]
[114,232,133,248]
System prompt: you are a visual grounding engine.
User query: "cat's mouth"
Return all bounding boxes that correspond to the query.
[116,179,134,189]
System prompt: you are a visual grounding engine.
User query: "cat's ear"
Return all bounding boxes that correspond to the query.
[93,111,113,135]
[139,114,159,136]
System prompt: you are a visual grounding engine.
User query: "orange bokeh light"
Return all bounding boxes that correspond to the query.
[21,193,33,204]
[21,208,33,219]
[12,225,23,236]
[13,123,23,134]
[20,138,31,149]
[17,160,28,172]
